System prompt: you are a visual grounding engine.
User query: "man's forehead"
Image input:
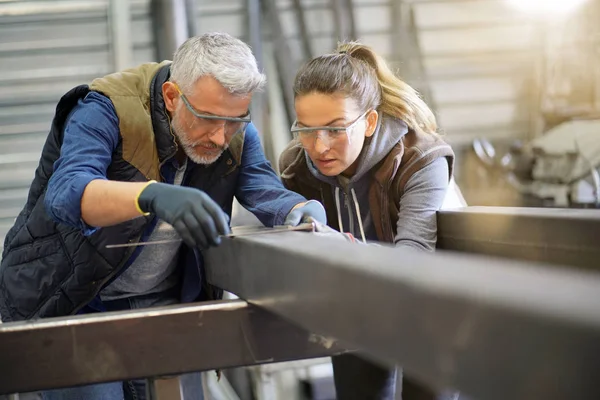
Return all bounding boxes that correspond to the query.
[185,77,251,117]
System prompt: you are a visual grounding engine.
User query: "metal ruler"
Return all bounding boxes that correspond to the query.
[105,222,315,249]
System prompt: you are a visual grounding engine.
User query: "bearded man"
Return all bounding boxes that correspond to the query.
[0,32,325,399]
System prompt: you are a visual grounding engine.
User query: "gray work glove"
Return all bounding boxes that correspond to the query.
[138,182,231,249]
[284,200,327,226]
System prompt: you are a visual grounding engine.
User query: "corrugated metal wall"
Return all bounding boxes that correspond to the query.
[0,0,155,252]
[193,0,543,146]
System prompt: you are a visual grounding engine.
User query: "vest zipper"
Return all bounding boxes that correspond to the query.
[158,111,179,180]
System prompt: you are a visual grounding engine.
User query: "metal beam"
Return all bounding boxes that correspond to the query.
[0,300,344,395]
[204,231,600,400]
[437,206,600,270]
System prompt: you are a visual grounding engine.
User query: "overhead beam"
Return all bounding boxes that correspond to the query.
[0,300,344,395]
[204,230,600,400]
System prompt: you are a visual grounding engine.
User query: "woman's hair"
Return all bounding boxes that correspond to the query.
[293,41,437,135]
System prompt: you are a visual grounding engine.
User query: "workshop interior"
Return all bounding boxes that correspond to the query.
[0,1,599,400]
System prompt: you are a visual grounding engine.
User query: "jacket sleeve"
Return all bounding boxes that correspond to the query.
[394,157,449,251]
[44,92,120,235]
[235,124,307,226]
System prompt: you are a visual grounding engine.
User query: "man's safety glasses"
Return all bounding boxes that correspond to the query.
[174,83,251,138]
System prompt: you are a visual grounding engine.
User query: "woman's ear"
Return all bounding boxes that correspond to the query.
[364,109,379,138]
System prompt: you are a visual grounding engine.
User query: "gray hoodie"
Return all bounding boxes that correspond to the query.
[305,115,449,250]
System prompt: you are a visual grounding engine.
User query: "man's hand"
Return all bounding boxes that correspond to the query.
[138,182,231,249]
[284,200,327,226]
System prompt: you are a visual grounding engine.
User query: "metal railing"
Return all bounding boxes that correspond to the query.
[1,207,599,399]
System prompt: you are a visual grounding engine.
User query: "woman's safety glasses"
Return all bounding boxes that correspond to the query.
[174,83,251,139]
[290,110,369,149]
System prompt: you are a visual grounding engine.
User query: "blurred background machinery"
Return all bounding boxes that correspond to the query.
[1,1,599,399]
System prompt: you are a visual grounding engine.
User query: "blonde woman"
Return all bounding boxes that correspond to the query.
[279,42,455,399]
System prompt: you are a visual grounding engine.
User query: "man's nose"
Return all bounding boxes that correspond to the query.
[209,125,226,147]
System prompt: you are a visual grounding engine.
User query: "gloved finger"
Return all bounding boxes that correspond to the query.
[183,212,208,249]
[284,209,302,226]
[199,194,231,236]
[311,219,338,234]
[192,206,220,246]
[173,220,197,248]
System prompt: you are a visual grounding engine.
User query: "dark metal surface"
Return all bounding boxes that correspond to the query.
[205,232,600,400]
[437,206,600,270]
[0,300,344,395]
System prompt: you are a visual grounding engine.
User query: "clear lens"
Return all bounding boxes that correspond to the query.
[294,129,349,149]
[188,117,248,138]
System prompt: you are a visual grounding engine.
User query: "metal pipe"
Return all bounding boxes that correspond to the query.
[261,0,297,127]
[292,0,313,59]
[150,0,190,61]
[108,0,133,71]
[343,0,357,41]
[246,0,271,160]
[331,0,346,41]
[184,0,198,37]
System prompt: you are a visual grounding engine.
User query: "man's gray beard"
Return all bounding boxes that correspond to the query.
[171,120,228,165]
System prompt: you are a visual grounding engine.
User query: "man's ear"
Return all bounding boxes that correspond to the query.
[365,109,379,138]
[163,81,179,113]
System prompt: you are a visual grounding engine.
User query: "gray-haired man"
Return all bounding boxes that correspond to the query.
[0,32,326,399]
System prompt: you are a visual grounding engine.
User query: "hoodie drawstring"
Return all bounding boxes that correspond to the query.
[351,188,367,244]
[335,186,344,233]
[334,186,367,244]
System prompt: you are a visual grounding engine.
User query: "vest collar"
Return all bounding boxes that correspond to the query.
[149,64,178,163]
